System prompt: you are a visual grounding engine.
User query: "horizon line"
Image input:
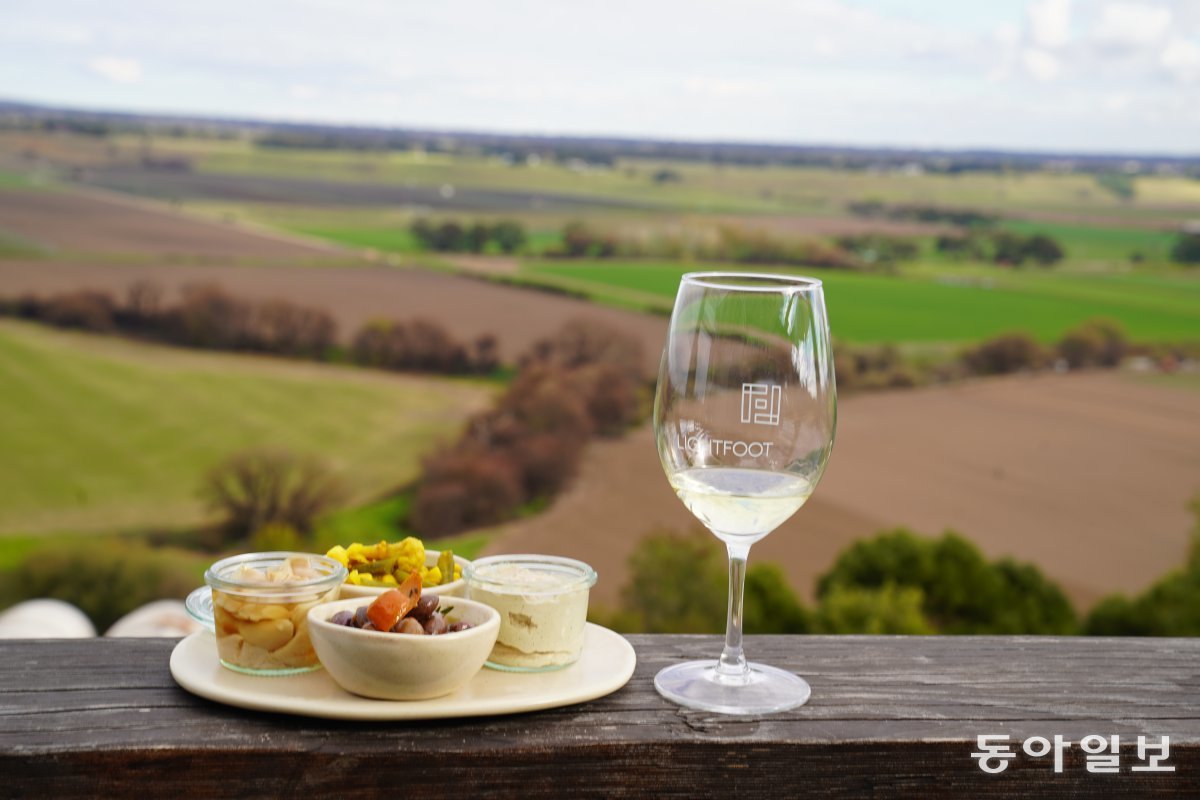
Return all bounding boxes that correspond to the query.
[3,96,1199,163]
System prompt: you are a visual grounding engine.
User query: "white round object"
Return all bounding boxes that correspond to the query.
[106,600,204,638]
[0,599,96,639]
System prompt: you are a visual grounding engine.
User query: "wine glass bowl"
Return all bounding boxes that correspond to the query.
[653,271,837,714]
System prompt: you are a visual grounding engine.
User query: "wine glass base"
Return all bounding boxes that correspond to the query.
[654,660,811,715]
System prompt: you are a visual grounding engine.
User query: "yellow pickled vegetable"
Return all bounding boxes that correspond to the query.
[327,537,459,587]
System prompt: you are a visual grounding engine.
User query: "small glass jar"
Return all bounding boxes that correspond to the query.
[204,552,346,676]
[465,554,597,672]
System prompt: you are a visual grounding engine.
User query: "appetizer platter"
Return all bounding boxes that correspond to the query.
[173,538,636,720]
[170,623,635,720]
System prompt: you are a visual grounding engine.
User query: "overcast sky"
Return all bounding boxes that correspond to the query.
[2,0,1198,154]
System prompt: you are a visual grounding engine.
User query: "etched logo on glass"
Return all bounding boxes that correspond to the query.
[741,383,781,426]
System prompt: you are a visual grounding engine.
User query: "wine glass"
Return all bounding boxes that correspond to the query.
[653,271,837,715]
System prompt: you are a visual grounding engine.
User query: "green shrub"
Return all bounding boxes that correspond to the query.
[989,559,1079,634]
[1024,234,1065,266]
[935,234,987,259]
[1057,318,1128,368]
[1084,496,1200,635]
[962,332,1046,375]
[989,231,1066,267]
[605,526,1078,636]
[832,340,930,391]
[9,540,204,632]
[1189,496,1200,573]
[606,529,811,634]
[39,290,117,332]
[410,319,648,538]
[813,583,934,634]
[1172,232,1200,265]
[817,529,1076,634]
[410,218,528,254]
[350,318,472,373]
[618,529,727,633]
[1084,572,1200,636]
[250,522,304,552]
[834,234,920,266]
[410,452,524,537]
[744,562,811,634]
[491,220,528,254]
[201,447,347,545]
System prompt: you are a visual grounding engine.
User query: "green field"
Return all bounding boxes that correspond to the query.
[0,229,49,258]
[0,168,41,189]
[291,225,421,253]
[520,260,1200,344]
[0,320,491,536]
[999,220,1178,264]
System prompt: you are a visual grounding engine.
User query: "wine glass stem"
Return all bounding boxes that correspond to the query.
[715,542,752,684]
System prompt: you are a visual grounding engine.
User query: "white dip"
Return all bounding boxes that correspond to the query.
[468,563,590,669]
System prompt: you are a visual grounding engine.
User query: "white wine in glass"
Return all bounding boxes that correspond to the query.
[653,271,837,714]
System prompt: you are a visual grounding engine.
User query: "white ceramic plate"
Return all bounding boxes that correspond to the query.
[170,623,636,720]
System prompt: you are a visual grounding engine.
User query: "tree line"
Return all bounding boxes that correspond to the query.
[600,527,1076,635]
[410,218,527,254]
[936,230,1065,266]
[409,319,647,537]
[405,217,927,269]
[546,221,868,269]
[0,283,499,375]
[601,500,1200,637]
[832,316,1187,393]
[848,201,999,227]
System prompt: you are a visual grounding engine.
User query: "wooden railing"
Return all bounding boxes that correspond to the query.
[1,635,1197,797]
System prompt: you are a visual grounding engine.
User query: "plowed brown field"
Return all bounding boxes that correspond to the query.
[0,188,329,259]
[0,188,670,368]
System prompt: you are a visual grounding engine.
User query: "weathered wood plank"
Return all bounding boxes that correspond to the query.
[1,635,1197,798]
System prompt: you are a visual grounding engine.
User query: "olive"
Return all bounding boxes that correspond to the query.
[422,612,448,636]
[410,594,439,622]
[330,611,354,627]
[447,622,472,633]
[353,606,370,628]
[395,618,425,635]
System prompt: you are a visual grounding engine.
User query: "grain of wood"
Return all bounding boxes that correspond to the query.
[0,636,1196,798]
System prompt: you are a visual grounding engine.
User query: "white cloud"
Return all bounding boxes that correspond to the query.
[1027,0,1072,49]
[45,26,93,45]
[1103,92,1131,111]
[813,38,839,57]
[88,56,142,84]
[288,84,320,99]
[1091,2,1172,52]
[682,78,773,99]
[1022,48,1062,80]
[1161,36,1200,82]
[995,23,1021,48]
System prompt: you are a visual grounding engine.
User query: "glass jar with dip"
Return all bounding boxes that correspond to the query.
[465,554,597,672]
